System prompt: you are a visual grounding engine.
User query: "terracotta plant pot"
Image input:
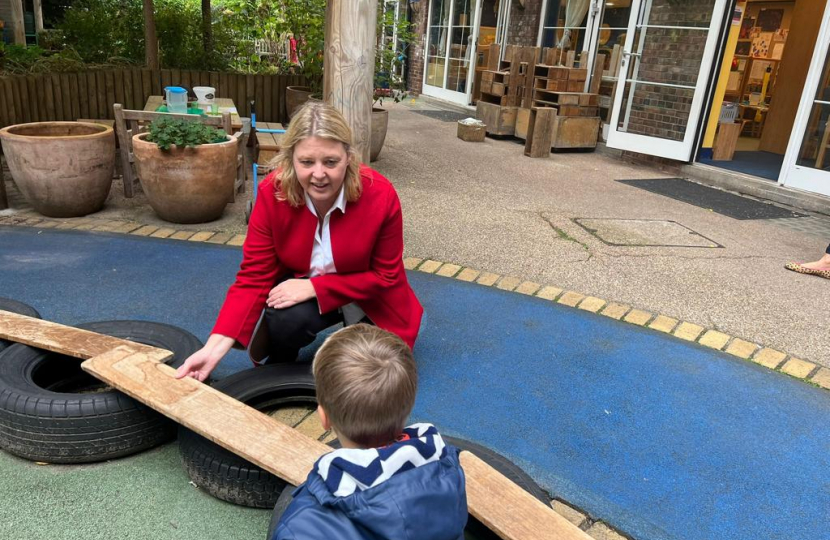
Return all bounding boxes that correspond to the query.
[0,122,114,217]
[370,108,389,162]
[132,132,239,224]
[286,86,313,120]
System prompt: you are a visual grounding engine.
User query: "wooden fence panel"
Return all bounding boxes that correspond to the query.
[0,70,297,128]
[60,74,73,120]
[70,73,81,121]
[14,77,27,124]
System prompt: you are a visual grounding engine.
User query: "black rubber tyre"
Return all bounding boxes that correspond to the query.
[0,320,202,463]
[178,363,317,508]
[265,436,551,540]
[0,298,41,353]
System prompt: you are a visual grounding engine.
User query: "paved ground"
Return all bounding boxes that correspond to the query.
[1,227,829,540]
[2,97,828,367]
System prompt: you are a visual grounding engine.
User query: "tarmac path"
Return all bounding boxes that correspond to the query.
[1,227,828,540]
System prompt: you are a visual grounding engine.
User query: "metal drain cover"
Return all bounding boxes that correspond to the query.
[574,219,722,248]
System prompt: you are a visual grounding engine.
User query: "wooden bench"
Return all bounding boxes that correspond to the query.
[0,310,593,540]
[113,104,244,200]
[255,121,285,174]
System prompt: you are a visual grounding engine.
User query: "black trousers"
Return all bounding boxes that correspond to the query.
[261,299,344,364]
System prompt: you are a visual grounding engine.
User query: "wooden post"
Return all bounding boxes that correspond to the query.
[324,0,377,164]
[10,0,25,45]
[33,0,44,33]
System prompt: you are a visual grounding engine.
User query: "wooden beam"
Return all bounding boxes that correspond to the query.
[10,0,25,45]
[0,311,164,359]
[2,313,593,540]
[323,0,377,163]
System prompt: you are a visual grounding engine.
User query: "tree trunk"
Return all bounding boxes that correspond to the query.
[202,0,213,56]
[10,0,25,45]
[143,0,159,70]
[324,0,377,163]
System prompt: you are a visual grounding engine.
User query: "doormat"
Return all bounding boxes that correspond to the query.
[413,109,472,123]
[616,178,808,220]
[573,218,722,248]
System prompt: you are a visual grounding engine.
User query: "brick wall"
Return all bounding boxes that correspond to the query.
[621,0,717,141]
[507,0,543,47]
[406,1,428,95]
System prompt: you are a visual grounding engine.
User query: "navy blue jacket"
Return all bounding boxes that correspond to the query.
[273,433,467,540]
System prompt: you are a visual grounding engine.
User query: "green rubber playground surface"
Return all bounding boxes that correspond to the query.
[1,443,270,540]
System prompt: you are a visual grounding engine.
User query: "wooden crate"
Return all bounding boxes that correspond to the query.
[476,101,517,135]
[551,116,600,149]
[567,80,585,92]
[568,68,588,82]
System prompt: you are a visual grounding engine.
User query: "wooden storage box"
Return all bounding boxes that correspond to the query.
[515,108,531,140]
[551,116,601,149]
[476,101,517,136]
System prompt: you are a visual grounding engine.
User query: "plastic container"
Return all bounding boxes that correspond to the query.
[165,86,188,114]
[193,86,216,111]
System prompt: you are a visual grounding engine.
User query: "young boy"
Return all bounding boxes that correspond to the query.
[273,324,468,540]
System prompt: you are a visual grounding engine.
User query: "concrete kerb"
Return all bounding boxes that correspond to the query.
[2,215,828,394]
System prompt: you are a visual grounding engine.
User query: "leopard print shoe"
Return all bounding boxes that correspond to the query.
[785,262,830,280]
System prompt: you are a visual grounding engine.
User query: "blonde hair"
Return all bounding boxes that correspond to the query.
[313,324,417,448]
[272,101,362,206]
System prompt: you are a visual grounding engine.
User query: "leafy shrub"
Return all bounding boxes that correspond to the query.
[146,118,228,150]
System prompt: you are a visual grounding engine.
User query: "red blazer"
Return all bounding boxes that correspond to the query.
[212,166,423,349]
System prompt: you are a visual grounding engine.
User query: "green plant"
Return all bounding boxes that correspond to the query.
[374,1,413,106]
[146,118,228,150]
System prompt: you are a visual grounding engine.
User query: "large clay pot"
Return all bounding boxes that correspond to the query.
[286,86,313,120]
[0,122,114,217]
[132,132,239,224]
[370,108,389,162]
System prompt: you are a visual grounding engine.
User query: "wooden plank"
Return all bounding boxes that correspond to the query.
[84,345,331,487]
[66,73,78,121]
[120,68,132,109]
[131,69,143,109]
[263,75,272,122]
[26,75,40,122]
[59,74,72,120]
[141,69,153,104]
[565,50,576,68]
[524,107,556,158]
[105,70,116,118]
[86,72,99,119]
[712,122,741,160]
[161,69,172,92]
[76,73,89,119]
[255,73,264,121]
[0,78,10,126]
[237,74,246,119]
[590,54,605,94]
[461,452,588,540]
[42,75,55,121]
[12,76,25,124]
[515,107,531,140]
[96,71,107,120]
[0,311,163,359]
[150,69,162,96]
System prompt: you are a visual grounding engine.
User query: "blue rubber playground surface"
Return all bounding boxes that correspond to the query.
[1,226,829,540]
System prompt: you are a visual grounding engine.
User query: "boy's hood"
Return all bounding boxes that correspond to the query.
[304,423,466,540]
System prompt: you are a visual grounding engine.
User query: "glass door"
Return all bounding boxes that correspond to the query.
[423,0,478,105]
[780,4,830,197]
[606,0,728,161]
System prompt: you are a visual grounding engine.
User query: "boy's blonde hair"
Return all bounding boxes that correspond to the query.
[272,101,363,206]
[313,324,417,448]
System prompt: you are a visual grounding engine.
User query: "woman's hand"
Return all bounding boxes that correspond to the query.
[266,279,317,309]
[175,334,235,382]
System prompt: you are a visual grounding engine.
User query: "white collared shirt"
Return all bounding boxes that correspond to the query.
[305,187,347,277]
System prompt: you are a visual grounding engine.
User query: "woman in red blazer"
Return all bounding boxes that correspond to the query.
[176,102,423,381]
